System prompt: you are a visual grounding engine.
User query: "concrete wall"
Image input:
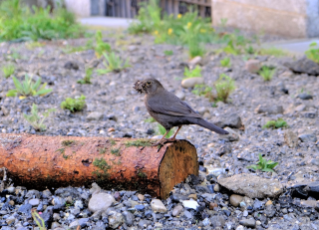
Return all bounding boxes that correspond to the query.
[64,0,91,17]
[212,0,319,38]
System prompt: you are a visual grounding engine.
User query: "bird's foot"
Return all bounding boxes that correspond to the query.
[152,138,177,152]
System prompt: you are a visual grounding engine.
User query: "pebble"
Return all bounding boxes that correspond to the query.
[209,202,218,210]
[265,200,273,206]
[239,218,256,227]
[236,225,245,230]
[29,198,40,206]
[88,193,115,212]
[86,112,103,121]
[214,184,220,192]
[284,130,299,148]
[172,204,183,216]
[108,211,124,229]
[175,91,185,100]
[245,59,261,73]
[181,77,204,88]
[230,194,244,207]
[298,93,313,100]
[182,199,199,210]
[151,199,167,213]
[137,194,145,201]
[299,133,317,142]
[256,104,284,114]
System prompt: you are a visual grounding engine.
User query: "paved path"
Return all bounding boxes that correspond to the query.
[79,16,317,55]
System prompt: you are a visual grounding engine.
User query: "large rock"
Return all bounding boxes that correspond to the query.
[285,57,319,75]
[88,193,115,212]
[218,173,283,198]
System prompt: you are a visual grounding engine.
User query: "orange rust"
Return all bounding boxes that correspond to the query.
[0,133,198,198]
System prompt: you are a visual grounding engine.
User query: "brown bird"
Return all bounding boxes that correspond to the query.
[134,78,228,145]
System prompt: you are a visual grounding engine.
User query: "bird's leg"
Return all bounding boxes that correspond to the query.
[151,130,170,146]
[166,126,182,142]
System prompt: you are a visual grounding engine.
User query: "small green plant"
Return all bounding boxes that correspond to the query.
[62,140,75,146]
[63,39,93,54]
[164,50,173,56]
[263,118,288,129]
[31,209,47,230]
[258,47,288,57]
[0,0,84,42]
[220,57,231,68]
[145,117,156,123]
[157,124,174,138]
[95,31,111,58]
[125,139,152,147]
[111,148,120,156]
[245,45,255,55]
[23,103,55,131]
[305,42,319,63]
[77,68,93,84]
[60,95,86,113]
[1,64,15,78]
[247,154,278,173]
[97,52,130,74]
[187,36,205,58]
[99,148,106,154]
[6,75,52,97]
[93,158,111,178]
[258,66,276,81]
[184,65,202,78]
[192,84,213,101]
[214,74,236,102]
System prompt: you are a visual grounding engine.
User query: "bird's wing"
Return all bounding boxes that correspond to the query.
[146,92,202,118]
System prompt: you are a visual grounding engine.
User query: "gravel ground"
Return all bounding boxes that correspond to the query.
[0,30,319,230]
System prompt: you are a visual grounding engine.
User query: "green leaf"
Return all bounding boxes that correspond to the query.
[12,76,23,92]
[34,88,52,96]
[6,89,17,97]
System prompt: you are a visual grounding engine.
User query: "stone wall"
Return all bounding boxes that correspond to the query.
[211,0,319,38]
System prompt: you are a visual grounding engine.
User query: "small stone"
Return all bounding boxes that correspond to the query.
[284,130,298,148]
[123,211,134,226]
[88,193,115,212]
[188,194,197,200]
[53,213,61,220]
[172,204,183,216]
[210,215,226,228]
[137,194,145,201]
[108,127,115,132]
[239,218,256,227]
[9,200,14,206]
[256,104,283,114]
[265,200,273,206]
[115,96,125,103]
[298,93,313,100]
[188,56,202,68]
[279,71,293,78]
[299,133,317,143]
[135,204,145,211]
[245,59,261,73]
[64,61,79,70]
[230,194,244,207]
[6,216,16,225]
[74,200,84,210]
[182,199,199,210]
[209,202,218,210]
[86,112,103,121]
[181,77,204,88]
[29,198,40,206]
[108,211,124,229]
[151,199,167,213]
[202,217,211,226]
[236,225,245,230]
[214,184,220,192]
[176,91,185,100]
[7,186,15,194]
[42,189,52,198]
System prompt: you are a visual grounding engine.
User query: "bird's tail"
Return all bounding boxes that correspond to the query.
[192,118,228,135]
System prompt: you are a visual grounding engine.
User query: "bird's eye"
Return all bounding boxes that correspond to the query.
[147,82,151,85]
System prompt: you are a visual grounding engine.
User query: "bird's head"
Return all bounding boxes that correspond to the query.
[134,78,163,95]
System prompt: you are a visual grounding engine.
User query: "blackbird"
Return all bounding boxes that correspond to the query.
[134,78,228,145]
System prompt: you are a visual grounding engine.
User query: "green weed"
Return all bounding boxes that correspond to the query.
[1,64,15,78]
[247,154,278,173]
[0,0,84,42]
[95,31,111,58]
[125,139,152,147]
[164,50,173,56]
[192,84,214,101]
[258,66,276,81]
[6,75,52,97]
[62,140,75,147]
[305,42,319,63]
[157,124,174,138]
[214,74,236,102]
[220,57,231,68]
[111,148,120,156]
[60,95,86,113]
[184,65,202,78]
[263,118,288,129]
[145,117,156,123]
[31,209,47,230]
[93,158,111,178]
[77,68,93,84]
[259,47,288,57]
[97,52,130,74]
[23,103,55,131]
